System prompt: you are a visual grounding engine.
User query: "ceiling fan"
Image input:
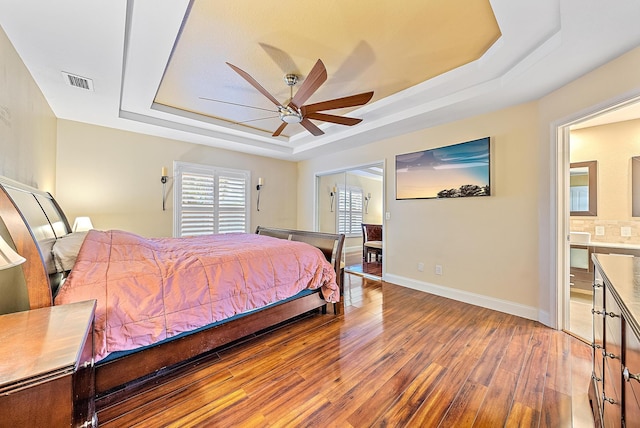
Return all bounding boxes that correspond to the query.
[221,59,374,137]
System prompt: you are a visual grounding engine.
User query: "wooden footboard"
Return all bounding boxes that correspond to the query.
[95,288,328,403]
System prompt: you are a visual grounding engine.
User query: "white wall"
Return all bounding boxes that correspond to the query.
[570,120,640,244]
[299,44,640,325]
[0,26,57,313]
[537,45,640,326]
[56,120,299,237]
[299,102,541,319]
[0,28,56,190]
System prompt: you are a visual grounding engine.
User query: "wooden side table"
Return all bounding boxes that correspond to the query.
[0,300,96,427]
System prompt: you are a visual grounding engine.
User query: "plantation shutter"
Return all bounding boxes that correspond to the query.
[174,162,249,237]
[337,186,364,236]
[217,172,248,233]
[179,171,215,236]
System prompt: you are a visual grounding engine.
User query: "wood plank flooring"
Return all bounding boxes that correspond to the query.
[97,274,594,427]
[344,250,383,278]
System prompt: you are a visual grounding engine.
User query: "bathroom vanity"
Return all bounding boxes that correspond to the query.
[570,237,640,294]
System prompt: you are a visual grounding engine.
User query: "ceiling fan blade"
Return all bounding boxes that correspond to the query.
[305,112,362,126]
[226,62,282,107]
[302,91,374,114]
[272,122,288,137]
[289,59,327,108]
[199,97,276,113]
[300,118,324,136]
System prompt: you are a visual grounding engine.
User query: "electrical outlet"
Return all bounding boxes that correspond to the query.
[417,262,424,272]
[385,212,391,220]
[595,226,605,236]
[622,226,632,237]
[435,264,442,275]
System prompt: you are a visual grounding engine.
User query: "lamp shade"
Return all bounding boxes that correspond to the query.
[72,216,93,232]
[0,235,26,270]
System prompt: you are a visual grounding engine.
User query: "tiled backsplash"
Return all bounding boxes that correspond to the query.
[570,219,640,244]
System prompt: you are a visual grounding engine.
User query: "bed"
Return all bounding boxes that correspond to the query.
[0,176,344,403]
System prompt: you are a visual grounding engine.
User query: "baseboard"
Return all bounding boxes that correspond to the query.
[383,273,540,322]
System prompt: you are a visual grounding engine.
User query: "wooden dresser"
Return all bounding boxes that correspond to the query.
[590,254,640,427]
[0,300,96,427]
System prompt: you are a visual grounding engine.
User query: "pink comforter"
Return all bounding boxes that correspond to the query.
[54,230,338,361]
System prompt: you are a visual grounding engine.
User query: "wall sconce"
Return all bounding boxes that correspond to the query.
[256,177,264,211]
[72,216,94,232]
[161,166,169,211]
[0,235,26,270]
[365,193,371,214]
[330,186,337,212]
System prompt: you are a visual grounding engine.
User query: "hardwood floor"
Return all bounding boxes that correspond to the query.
[345,251,382,278]
[345,260,382,278]
[97,274,594,427]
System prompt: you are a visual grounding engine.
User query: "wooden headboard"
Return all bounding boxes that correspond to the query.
[0,176,72,309]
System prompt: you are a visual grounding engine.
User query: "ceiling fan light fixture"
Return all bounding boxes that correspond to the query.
[279,106,303,123]
[283,73,298,87]
[225,60,373,137]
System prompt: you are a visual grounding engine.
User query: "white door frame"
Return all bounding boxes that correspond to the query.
[552,90,640,331]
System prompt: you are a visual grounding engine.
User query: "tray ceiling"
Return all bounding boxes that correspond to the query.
[1,0,640,160]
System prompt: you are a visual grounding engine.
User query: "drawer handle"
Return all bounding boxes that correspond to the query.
[591,309,605,316]
[602,394,616,405]
[606,311,620,318]
[623,367,640,383]
[593,281,603,288]
[602,349,619,360]
[590,342,602,350]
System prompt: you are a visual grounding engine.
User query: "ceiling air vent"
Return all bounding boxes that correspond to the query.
[61,71,94,91]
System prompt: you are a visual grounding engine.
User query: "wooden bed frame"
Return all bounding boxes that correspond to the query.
[0,176,344,402]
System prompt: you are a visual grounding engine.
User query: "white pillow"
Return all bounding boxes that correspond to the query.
[52,231,88,272]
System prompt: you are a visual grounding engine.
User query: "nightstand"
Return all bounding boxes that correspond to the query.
[0,300,96,427]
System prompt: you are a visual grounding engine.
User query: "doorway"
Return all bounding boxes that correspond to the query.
[316,162,384,279]
[558,95,640,341]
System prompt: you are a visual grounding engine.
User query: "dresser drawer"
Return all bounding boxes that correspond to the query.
[624,326,640,427]
[605,287,623,357]
[593,272,605,399]
[604,358,622,426]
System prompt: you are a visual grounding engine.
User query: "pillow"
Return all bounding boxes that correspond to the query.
[52,231,88,272]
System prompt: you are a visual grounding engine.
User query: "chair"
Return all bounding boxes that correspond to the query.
[362,223,383,262]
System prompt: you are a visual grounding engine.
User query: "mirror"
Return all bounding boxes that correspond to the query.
[633,156,640,217]
[570,160,597,216]
[316,164,384,235]
[316,163,384,278]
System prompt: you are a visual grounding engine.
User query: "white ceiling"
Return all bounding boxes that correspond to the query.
[1,0,640,161]
[153,0,500,140]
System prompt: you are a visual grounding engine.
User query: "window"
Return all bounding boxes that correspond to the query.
[173,162,249,237]
[337,186,363,236]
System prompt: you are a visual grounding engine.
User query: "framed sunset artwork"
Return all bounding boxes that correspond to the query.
[395,137,491,200]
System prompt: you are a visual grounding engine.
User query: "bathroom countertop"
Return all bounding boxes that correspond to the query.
[571,241,640,250]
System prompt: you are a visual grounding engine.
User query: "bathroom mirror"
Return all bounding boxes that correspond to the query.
[570,160,597,216]
[632,156,640,217]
